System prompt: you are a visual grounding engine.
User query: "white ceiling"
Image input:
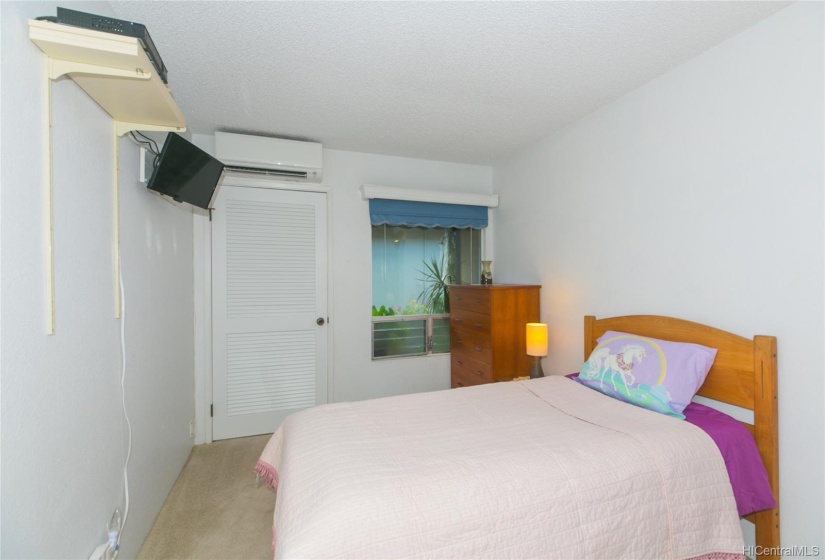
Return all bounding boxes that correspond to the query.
[111,1,789,165]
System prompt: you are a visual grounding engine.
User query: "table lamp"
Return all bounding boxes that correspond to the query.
[526,323,547,378]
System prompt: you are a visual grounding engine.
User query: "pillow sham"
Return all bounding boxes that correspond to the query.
[575,330,717,419]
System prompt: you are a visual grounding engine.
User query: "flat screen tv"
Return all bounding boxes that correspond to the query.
[147,133,225,209]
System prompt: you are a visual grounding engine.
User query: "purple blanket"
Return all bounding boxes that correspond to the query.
[683,401,776,516]
[567,374,775,516]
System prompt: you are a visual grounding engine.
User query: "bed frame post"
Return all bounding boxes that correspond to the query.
[753,335,779,557]
[584,315,595,359]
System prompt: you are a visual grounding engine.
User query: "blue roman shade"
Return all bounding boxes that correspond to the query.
[369,199,488,229]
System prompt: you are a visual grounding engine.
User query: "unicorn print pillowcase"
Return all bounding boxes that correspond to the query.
[575,331,717,419]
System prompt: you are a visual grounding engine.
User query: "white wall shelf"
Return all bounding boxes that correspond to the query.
[29,18,187,333]
[29,19,186,136]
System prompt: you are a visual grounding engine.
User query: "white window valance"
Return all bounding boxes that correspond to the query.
[359,184,499,208]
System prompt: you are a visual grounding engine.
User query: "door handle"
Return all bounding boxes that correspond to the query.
[317,317,325,326]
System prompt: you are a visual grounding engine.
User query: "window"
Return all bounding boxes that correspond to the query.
[371,225,481,359]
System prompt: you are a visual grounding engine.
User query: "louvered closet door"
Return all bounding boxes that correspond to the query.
[212,185,327,440]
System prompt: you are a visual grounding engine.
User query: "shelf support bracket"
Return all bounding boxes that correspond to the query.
[48,59,152,82]
[43,56,55,335]
[113,123,122,319]
[116,121,186,137]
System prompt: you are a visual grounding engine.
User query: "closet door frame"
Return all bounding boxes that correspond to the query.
[193,174,334,444]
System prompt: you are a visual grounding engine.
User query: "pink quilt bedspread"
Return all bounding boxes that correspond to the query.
[257,376,744,559]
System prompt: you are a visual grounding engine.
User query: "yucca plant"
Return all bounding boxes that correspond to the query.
[418,252,452,313]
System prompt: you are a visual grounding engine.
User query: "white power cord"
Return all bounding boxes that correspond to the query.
[117,270,132,556]
[93,271,131,560]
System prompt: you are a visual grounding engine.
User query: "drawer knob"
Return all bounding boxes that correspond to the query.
[474,370,484,376]
[473,322,482,328]
[456,360,464,366]
[474,346,482,352]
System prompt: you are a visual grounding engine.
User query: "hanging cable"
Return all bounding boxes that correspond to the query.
[132,130,160,155]
[116,269,132,556]
[92,269,131,560]
[126,132,161,173]
[127,132,158,156]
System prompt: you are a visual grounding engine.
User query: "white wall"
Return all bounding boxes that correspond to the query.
[492,2,823,552]
[1,2,195,557]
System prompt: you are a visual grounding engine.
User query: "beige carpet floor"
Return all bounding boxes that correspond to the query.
[138,434,275,560]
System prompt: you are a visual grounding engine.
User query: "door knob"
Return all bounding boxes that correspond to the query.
[317,317,325,326]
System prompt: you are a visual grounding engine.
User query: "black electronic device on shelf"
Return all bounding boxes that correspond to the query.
[37,7,168,84]
[147,134,225,210]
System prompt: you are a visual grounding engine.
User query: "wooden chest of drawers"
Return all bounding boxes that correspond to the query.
[448,284,540,388]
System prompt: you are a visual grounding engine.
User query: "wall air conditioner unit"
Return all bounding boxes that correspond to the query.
[215,131,323,182]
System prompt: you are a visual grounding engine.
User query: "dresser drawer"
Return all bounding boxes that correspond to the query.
[450,328,492,364]
[450,289,490,314]
[451,366,490,388]
[450,308,491,336]
[451,352,493,385]
[451,369,488,388]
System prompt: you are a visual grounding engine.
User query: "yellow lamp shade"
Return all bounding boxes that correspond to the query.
[526,323,547,357]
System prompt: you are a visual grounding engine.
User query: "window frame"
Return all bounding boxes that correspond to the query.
[371,313,450,360]
[369,224,479,360]
[363,185,497,362]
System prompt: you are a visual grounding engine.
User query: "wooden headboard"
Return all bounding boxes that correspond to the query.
[584,315,779,557]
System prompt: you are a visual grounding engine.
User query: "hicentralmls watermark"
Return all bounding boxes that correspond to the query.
[744,546,821,557]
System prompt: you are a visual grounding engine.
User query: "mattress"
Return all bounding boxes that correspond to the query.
[257,376,744,559]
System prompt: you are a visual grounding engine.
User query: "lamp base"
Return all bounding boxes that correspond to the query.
[529,356,544,379]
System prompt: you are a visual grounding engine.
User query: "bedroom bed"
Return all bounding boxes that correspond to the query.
[256,315,779,559]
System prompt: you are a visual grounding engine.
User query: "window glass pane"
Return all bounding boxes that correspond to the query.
[371,224,482,359]
[373,320,426,358]
[372,226,447,313]
[455,229,481,286]
[431,318,451,354]
[372,226,481,313]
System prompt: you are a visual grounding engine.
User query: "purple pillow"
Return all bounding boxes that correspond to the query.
[576,330,717,419]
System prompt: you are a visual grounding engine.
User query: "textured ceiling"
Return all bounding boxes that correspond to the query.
[110,1,788,165]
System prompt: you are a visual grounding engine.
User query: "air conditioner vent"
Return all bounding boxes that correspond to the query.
[224,165,309,179]
[215,132,322,183]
